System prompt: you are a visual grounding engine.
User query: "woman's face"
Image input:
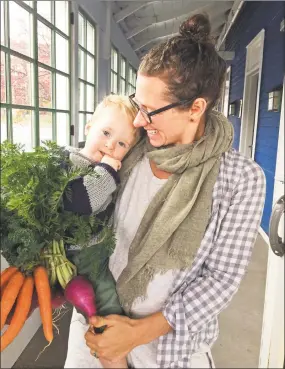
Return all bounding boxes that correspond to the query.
[133,74,206,147]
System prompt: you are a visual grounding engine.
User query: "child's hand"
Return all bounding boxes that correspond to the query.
[80,147,104,163]
[101,155,122,171]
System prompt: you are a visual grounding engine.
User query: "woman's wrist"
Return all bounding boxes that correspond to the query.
[132,312,173,347]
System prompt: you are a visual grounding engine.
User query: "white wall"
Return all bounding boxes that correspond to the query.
[74,0,139,101]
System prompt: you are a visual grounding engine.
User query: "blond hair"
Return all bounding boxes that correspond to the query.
[91,94,140,143]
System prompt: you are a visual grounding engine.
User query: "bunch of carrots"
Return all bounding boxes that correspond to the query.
[1,265,53,352]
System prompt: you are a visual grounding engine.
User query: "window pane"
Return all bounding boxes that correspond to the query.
[38,21,51,66]
[56,112,69,146]
[39,111,52,144]
[79,14,85,48]
[120,58,126,78]
[9,2,32,57]
[38,67,52,108]
[1,1,5,46]
[1,108,7,142]
[111,49,118,72]
[1,51,6,103]
[111,72,117,94]
[86,54,94,84]
[12,109,33,151]
[56,33,69,73]
[120,79,126,95]
[86,22,94,54]
[86,113,93,123]
[86,85,94,112]
[37,1,51,22]
[56,74,69,110]
[79,113,85,142]
[55,1,69,35]
[79,82,85,111]
[79,49,85,80]
[11,55,32,106]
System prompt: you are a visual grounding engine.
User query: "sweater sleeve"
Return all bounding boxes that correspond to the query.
[63,149,119,215]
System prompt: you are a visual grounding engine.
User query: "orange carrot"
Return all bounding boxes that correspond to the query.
[1,271,25,329]
[1,276,34,352]
[34,266,53,344]
[1,267,18,289]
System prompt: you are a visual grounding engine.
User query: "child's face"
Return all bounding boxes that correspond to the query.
[84,106,136,162]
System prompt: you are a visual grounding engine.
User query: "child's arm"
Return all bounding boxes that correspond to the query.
[62,149,120,216]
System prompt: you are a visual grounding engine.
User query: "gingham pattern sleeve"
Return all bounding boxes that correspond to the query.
[157,151,266,368]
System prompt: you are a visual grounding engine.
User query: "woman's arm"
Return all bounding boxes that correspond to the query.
[85,313,172,362]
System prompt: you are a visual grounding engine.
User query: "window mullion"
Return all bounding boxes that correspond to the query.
[51,1,56,142]
[118,53,121,94]
[84,19,87,113]
[33,1,39,147]
[5,1,13,142]
[68,1,71,145]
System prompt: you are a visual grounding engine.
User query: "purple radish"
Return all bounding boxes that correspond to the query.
[64,276,97,318]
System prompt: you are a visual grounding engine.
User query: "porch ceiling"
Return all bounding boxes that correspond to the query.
[111,0,235,59]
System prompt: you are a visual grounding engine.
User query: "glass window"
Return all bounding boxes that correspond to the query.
[12,109,33,151]
[1,108,7,142]
[56,33,69,73]
[38,21,52,66]
[55,1,69,35]
[128,65,137,95]
[38,67,52,108]
[9,1,33,57]
[10,56,33,106]
[56,74,69,110]
[110,47,119,94]
[119,56,127,95]
[1,52,6,103]
[1,1,5,46]
[86,22,95,54]
[39,111,53,143]
[37,1,51,22]
[78,12,96,142]
[1,1,71,150]
[56,112,69,146]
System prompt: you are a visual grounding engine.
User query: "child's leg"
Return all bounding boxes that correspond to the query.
[99,357,128,369]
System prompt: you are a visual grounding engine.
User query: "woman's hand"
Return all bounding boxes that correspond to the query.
[85,315,137,362]
[85,312,173,362]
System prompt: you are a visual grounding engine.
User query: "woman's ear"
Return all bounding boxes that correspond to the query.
[189,98,207,122]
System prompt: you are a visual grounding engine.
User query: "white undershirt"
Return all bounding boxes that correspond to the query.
[109,157,180,316]
[109,156,179,368]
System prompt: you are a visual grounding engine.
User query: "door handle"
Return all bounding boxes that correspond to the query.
[269,195,285,257]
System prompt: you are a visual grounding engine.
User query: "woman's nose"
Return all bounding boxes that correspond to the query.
[133,111,148,128]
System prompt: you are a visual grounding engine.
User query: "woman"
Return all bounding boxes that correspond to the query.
[64,14,265,368]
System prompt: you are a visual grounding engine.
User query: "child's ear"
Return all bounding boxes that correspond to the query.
[84,121,92,136]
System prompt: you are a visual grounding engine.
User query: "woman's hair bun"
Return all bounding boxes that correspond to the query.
[179,14,211,43]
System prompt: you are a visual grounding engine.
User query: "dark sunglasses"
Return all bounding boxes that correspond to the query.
[129,93,197,123]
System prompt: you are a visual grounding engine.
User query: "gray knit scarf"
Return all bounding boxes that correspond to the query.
[115,111,233,313]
